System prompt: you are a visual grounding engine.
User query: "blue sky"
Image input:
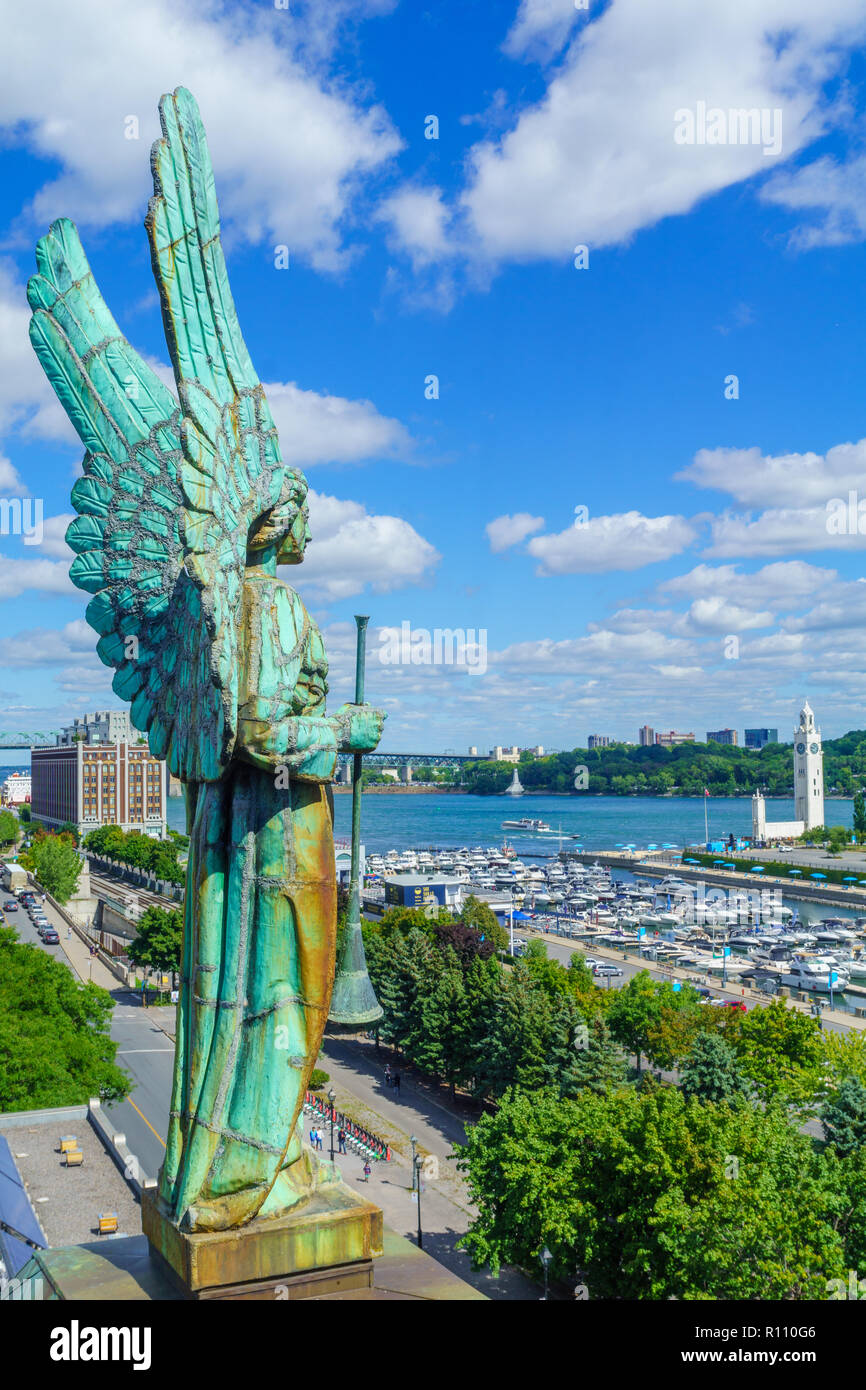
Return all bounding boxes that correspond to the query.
[3,0,866,754]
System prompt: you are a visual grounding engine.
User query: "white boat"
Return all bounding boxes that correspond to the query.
[779,960,843,993]
[501,817,550,831]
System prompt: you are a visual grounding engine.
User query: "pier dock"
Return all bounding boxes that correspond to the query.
[563,849,866,911]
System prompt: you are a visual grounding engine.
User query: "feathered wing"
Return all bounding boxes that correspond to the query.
[27,218,231,780]
[146,85,293,753]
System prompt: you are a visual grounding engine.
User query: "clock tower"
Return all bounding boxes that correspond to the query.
[794,699,824,830]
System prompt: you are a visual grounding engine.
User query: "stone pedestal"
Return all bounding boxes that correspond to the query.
[140,1182,383,1300]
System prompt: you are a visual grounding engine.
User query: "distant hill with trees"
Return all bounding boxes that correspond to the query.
[461,730,866,797]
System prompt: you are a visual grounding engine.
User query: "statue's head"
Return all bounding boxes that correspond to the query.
[247,470,310,564]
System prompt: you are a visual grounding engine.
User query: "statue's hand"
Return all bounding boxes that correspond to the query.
[336,704,386,754]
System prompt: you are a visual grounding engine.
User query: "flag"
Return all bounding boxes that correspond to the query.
[704,787,710,798]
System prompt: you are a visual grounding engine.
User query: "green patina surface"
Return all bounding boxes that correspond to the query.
[28,87,385,1237]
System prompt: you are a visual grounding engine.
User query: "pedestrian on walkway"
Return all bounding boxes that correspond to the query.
[66,927,71,940]
[384,1063,392,1088]
[338,1128,347,1155]
[310,1124,317,1148]
[316,1128,323,1151]
[362,1161,371,1183]
[392,1071,401,1096]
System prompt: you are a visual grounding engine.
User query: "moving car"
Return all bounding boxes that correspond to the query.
[593,963,623,977]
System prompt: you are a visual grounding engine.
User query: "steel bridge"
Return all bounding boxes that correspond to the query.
[0,737,480,763]
[0,732,61,749]
[336,751,477,767]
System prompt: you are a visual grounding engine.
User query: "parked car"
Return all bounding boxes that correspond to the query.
[3,901,17,911]
[41,929,59,944]
[593,963,623,977]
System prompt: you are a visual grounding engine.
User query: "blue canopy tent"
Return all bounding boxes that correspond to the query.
[844,876,858,882]
[750,865,765,873]
[810,873,827,880]
[788,868,803,875]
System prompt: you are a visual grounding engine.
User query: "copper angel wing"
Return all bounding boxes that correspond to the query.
[27,218,230,781]
[146,85,298,738]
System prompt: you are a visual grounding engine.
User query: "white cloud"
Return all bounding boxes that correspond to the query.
[0,456,26,496]
[377,188,453,270]
[34,513,74,559]
[683,596,774,633]
[485,511,546,552]
[704,506,866,557]
[761,151,866,249]
[503,0,584,62]
[456,0,865,269]
[2,0,401,273]
[0,618,94,668]
[527,511,697,574]
[660,560,837,605]
[0,556,76,598]
[264,382,412,467]
[296,489,440,601]
[678,439,866,508]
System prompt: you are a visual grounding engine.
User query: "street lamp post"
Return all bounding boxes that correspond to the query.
[410,1134,418,1193]
[328,1088,336,1163]
[414,1154,423,1249]
[540,1245,552,1300]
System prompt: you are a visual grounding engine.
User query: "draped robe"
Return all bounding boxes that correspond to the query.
[159,565,344,1231]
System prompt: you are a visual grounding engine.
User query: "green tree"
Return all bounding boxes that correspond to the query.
[0,926,130,1108]
[855,789,866,842]
[606,970,660,1071]
[735,998,825,1116]
[680,1031,747,1104]
[822,1076,866,1157]
[18,804,31,824]
[127,906,184,982]
[459,894,508,952]
[0,809,18,846]
[566,1014,628,1097]
[456,1084,845,1297]
[29,834,82,903]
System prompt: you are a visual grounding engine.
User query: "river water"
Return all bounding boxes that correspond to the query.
[167,791,854,857]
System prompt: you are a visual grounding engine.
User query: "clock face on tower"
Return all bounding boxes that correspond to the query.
[796,742,806,754]
[810,742,819,754]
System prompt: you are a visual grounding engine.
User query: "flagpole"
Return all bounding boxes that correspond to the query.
[704,788,709,846]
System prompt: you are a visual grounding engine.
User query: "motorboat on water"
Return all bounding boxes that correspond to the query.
[780,958,849,993]
[501,817,551,832]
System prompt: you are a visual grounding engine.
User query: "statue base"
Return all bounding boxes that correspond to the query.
[141,1180,383,1300]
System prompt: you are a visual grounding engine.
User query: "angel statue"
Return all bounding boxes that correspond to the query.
[28,87,385,1233]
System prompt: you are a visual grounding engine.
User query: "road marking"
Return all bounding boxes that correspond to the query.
[126,1096,167,1149]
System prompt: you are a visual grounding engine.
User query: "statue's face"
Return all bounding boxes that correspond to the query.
[276,504,311,565]
[247,476,310,562]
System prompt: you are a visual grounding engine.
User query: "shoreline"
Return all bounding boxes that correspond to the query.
[332,785,468,795]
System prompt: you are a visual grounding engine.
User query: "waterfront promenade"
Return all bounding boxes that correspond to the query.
[568,848,866,911]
